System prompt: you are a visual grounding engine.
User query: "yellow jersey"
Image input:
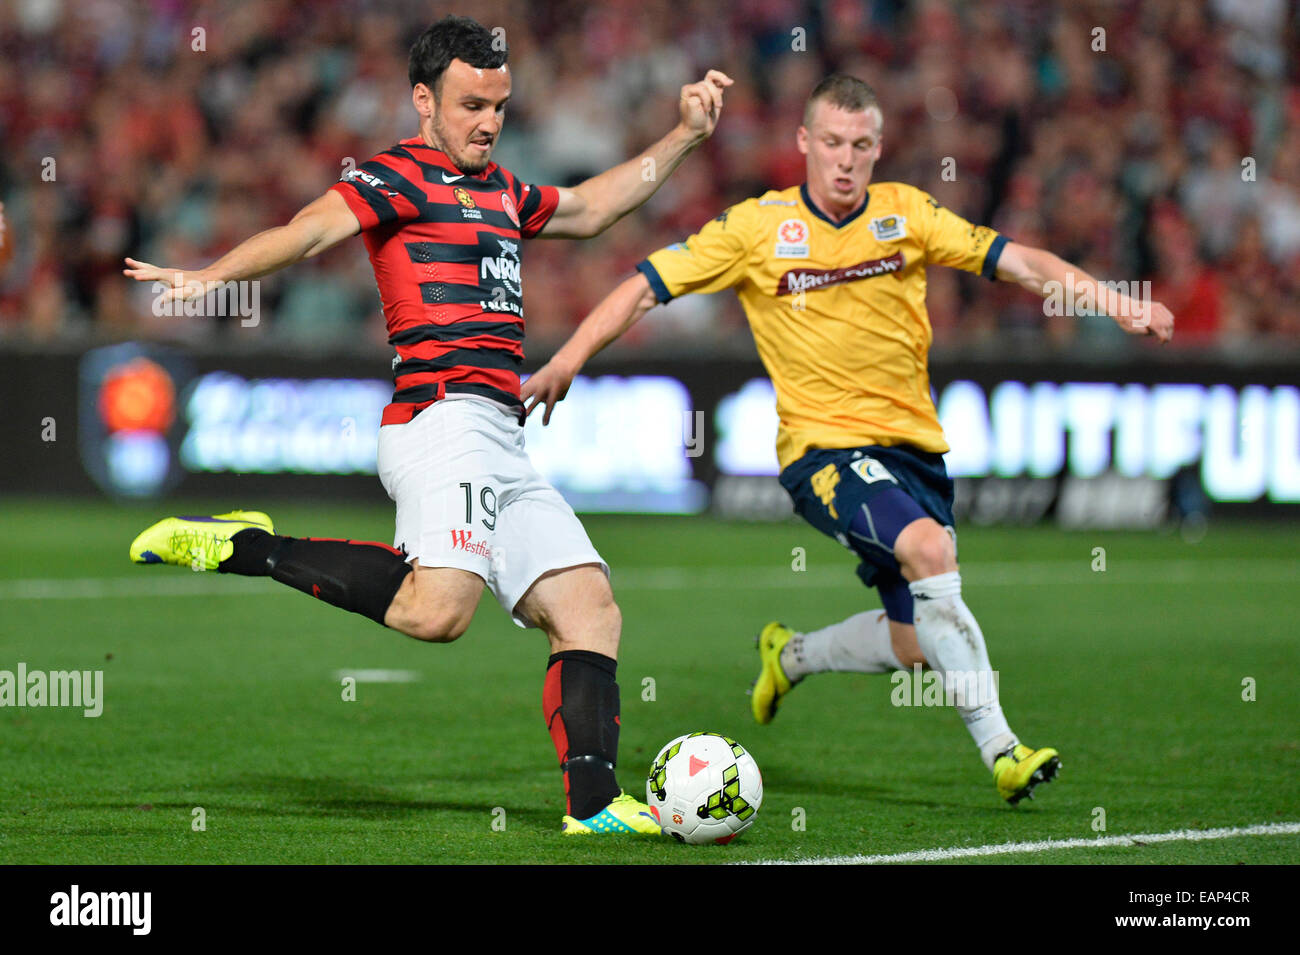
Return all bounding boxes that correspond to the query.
[638,182,1006,470]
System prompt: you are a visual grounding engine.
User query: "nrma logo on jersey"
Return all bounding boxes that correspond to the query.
[79,343,190,498]
[481,238,521,296]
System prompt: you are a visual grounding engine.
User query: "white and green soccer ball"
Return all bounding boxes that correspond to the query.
[646,732,763,844]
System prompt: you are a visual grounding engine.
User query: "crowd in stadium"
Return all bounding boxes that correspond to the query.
[1,0,1296,352]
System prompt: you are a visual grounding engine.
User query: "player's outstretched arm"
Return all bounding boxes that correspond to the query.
[522,272,659,424]
[539,71,733,240]
[994,241,1174,342]
[122,190,361,307]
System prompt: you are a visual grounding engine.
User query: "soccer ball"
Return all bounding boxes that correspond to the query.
[646,732,763,844]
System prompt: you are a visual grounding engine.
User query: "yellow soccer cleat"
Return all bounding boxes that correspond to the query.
[129,510,275,571]
[993,743,1061,805]
[561,791,662,836]
[750,621,799,725]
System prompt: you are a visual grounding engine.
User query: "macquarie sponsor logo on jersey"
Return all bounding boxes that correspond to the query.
[775,218,810,258]
[449,529,492,558]
[776,251,905,296]
[868,214,906,241]
[759,198,798,206]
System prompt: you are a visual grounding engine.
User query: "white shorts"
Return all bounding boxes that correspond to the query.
[376,397,607,628]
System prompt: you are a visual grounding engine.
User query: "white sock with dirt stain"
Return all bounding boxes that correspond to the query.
[908,571,1017,770]
[779,610,905,680]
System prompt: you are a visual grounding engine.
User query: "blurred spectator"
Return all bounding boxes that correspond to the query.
[0,0,1296,354]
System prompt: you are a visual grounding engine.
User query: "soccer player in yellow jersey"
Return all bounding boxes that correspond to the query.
[523,74,1175,805]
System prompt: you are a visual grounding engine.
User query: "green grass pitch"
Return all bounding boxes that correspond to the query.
[1,498,1296,864]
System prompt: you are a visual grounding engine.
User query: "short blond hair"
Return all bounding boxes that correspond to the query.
[803,74,880,128]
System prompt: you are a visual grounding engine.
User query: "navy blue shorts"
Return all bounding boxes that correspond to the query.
[779,444,956,623]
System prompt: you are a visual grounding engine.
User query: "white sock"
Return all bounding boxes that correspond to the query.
[780,610,905,681]
[908,571,1018,770]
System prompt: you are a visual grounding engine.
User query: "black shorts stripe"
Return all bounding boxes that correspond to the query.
[393,382,524,412]
[446,382,524,409]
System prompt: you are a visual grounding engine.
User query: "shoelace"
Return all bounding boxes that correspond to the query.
[168,528,229,565]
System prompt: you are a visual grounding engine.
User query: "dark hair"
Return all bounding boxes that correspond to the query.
[803,73,880,127]
[408,15,507,93]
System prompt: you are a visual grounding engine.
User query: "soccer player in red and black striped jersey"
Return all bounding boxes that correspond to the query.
[124,15,732,836]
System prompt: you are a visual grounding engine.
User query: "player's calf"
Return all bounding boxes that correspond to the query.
[888,620,927,669]
[217,529,414,627]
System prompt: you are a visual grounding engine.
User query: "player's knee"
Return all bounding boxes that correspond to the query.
[572,583,620,639]
[551,585,621,653]
[897,524,956,580]
[572,568,619,626]
[597,594,622,640]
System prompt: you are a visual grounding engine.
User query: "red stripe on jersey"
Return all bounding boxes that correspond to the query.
[409,262,478,286]
[394,366,520,395]
[396,335,523,362]
[388,305,498,335]
[519,182,560,238]
[331,182,380,231]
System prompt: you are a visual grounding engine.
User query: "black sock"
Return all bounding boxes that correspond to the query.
[543,650,621,820]
[218,528,412,626]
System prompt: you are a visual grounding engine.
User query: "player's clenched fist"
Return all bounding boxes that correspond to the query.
[1115,299,1175,343]
[678,70,734,140]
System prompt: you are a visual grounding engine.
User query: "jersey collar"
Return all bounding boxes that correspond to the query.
[400,137,496,180]
[800,183,870,229]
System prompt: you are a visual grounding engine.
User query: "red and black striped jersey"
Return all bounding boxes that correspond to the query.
[330,137,559,425]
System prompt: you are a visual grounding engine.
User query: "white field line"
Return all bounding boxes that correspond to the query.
[333,669,421,683]
[745,821,1300,865]
[0,574,276,600]
[0,558,1294,601]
